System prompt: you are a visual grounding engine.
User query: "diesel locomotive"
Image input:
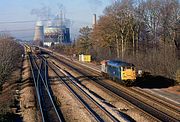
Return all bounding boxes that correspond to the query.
[101,60,136,85]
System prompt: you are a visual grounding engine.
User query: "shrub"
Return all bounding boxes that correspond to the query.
[0,37,23,85]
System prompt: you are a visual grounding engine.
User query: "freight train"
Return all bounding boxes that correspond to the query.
[101,60,136,86]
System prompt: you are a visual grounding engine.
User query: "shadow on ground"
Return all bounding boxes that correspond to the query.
[133,75,177,89]
[41,50,50,55]
[0,112,22,122]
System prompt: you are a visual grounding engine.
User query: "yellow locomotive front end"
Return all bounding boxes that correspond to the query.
[121,67,136,81]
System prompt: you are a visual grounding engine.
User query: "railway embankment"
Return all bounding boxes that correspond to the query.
[19,55,38,122]
[49,58,155,122]
[0,59,23,121]
[48,63,93,122]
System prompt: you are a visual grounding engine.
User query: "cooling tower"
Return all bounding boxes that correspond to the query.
[33,21,44,45]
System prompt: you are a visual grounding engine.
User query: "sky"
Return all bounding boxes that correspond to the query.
[0,0,114,40]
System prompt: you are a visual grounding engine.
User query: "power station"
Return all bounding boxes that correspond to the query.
[33,13,97,47]
[33,12,71,47]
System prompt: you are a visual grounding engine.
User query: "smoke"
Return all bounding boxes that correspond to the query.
[31,3,72,28]
[56,3,66,19]
[31,6,51,20]
[87,0,103,12]
[57,3,65,11]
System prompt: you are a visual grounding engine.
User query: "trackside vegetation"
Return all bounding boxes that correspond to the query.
[51,0,180,82]
[0,35,23,121]
[0,36,23,85]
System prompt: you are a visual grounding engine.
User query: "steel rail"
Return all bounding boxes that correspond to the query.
[29,54,45,122]
[47,59,120,122]
[33,55,63,122]
[46,60,103,122]
[130,87,180,118]
[67,59,180,121]
[49,54,179,122]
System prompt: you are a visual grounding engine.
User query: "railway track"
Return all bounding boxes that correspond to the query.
[29,54,64,122]
[130,87,180,118]
[46,58,121,122]
[48,52,179,122]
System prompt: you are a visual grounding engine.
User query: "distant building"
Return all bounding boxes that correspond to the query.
[44,25,70,47]
[43,11,71,47]
[33,11,71,47]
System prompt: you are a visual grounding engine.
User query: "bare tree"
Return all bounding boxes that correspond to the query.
[91,0,180,79]
[0,36,23,84]
[92,15,116,59]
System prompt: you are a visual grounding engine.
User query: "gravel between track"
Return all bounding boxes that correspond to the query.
[48,67,95,122]
[20,56,40,122]
[50,58,156,122]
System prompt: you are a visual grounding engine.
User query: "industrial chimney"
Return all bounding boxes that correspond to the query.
[93,14,97,27]
[33,21,44,46]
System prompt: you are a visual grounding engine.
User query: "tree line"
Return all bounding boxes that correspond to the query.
[52,0,180,81]
[0,34,23,87]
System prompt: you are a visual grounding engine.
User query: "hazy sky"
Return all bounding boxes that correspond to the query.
[0,0,113,40]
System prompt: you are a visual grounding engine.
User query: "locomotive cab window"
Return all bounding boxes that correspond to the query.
[126,67,131,69]
[122,67,131,71]
[132,67,135,70]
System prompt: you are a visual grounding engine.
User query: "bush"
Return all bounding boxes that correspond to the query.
[123,43,179,80]
[0,37,23,85]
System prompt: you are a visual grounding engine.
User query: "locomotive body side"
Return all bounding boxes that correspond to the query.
[107,61,121,81]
